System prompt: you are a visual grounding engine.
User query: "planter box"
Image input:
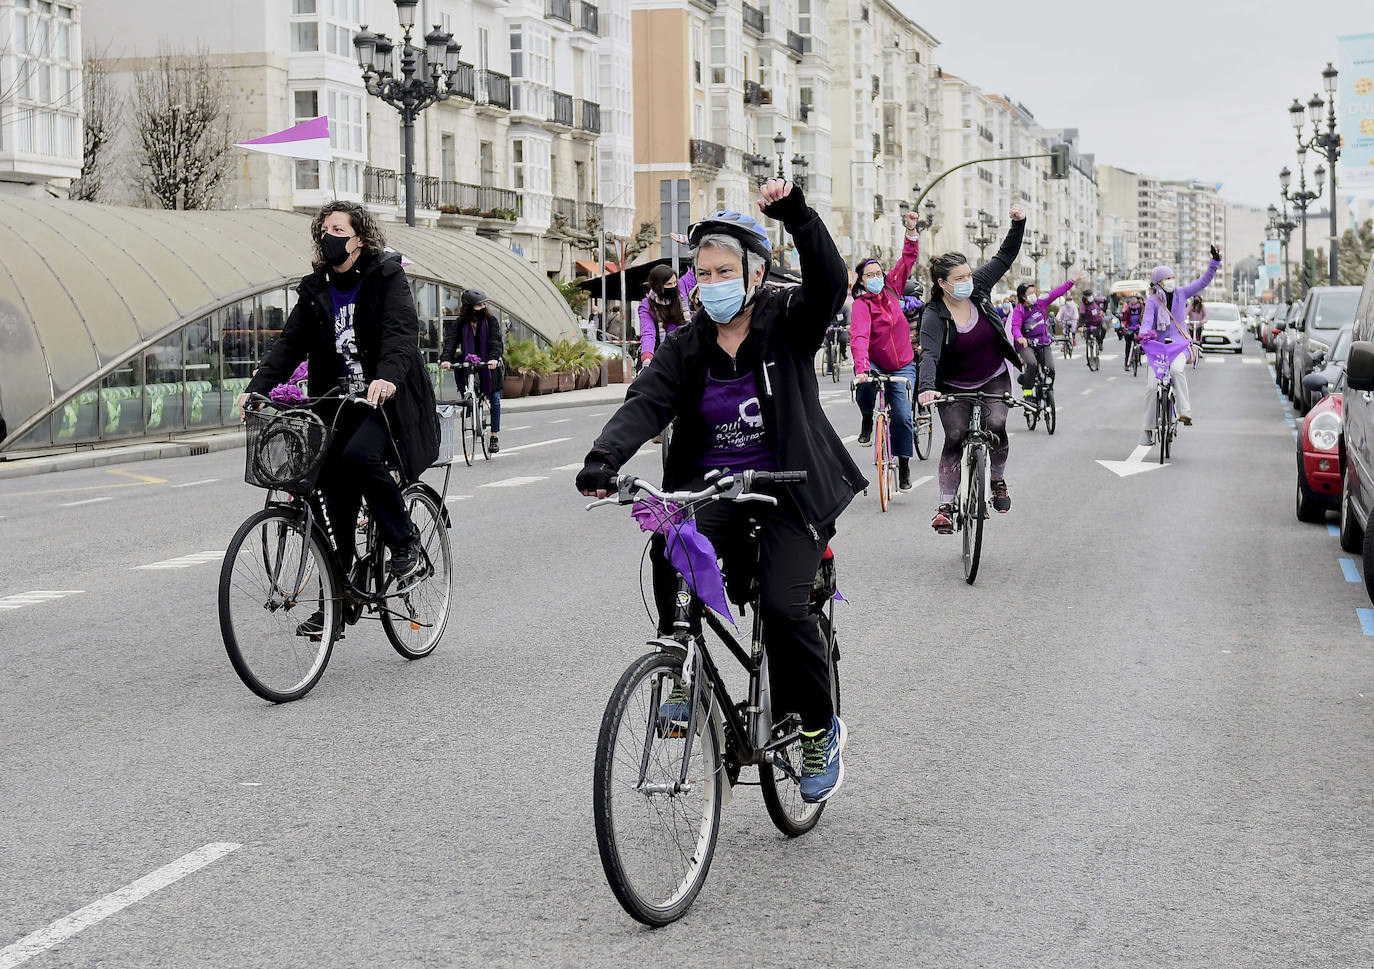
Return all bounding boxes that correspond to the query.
[532,372,559,395]
[557,370,575,393]
[502,371,527,399]
[575,366,592,390]
[597,359,609,386]
[521,370,534,395]
[607,358,627,383]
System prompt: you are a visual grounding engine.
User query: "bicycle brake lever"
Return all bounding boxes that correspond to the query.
[735,493,779,506]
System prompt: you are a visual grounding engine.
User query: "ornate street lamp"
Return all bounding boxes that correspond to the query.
[1028,232,1047,282]
[354,1,464,226]
[790,152,808,191]
[1290,63,1342,285]
[747,152,772,185]
[773,131,787,178]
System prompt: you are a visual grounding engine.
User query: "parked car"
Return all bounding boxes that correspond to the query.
[1296,324,1351,522]
[1199,301,1245,353]
[1276,297,1307,398]
[1260,301,1288,352]
[1293,286,1361,415]
[1334,255,1374,597]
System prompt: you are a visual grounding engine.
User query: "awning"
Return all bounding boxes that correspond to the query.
[573,259,620,276]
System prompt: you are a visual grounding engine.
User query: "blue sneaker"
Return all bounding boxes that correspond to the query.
[657,687,690,739]
[799,715,847,803]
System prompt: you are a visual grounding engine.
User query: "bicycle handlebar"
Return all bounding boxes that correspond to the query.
[585,468,808,511]
[246,388,377,411]
[930,392,1028,409]
[850,373,911,390]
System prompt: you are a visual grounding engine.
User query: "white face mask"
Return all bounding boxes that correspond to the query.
[1160,279,1176,294]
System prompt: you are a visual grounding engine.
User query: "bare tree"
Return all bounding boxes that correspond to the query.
[70,52,121,201]
[130,47,236,210]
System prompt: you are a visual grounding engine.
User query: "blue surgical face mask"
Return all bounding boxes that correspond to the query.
[863,277,884,295]
[698,278,747,323]
[950,280,974,300]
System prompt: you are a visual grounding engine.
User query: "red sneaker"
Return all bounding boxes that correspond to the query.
[931,504,954,534]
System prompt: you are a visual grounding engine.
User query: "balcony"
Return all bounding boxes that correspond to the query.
[871,74,880,99]
[742,2,765,35]
[689,138,725,170]
[416,174,441,210]
[452,62,475,101]
[883,140,901,159]
[364,167,397,206]
[552,196,579,229]
[584,200,603,225]
[744,80,764,107]
[786,29,806,58]
[437,181,522,219]
[574,99,601,135]
[873,194,884,219]
[871,133,880,157]
[477,70,511,111]
[548,91,574,128]
[689,0,717,9]
[574,0,599,34]
[546,0,573,24]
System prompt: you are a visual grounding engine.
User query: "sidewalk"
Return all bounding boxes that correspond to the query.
[0,383,630,481]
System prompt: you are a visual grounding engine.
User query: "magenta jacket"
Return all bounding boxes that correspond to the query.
[851,235,919,374]
[638,268,694,357]
[1142,260,1219,340]
[1010,279,1075,345]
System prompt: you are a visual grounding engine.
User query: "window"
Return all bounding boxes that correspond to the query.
[510,25,523,78]
[799,0,810,33]
[327,89,363,154]
[480,141,494,187]
[292,90,320,188]
[293,90,318,119]
[291,21,318,51]
[441,134,456,182]
[292,0,315,11]
[294,159,320,190]
[513,139,525,191]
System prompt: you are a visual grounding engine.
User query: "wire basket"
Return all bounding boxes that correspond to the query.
[433,403,460,466]
[244,408,331,494]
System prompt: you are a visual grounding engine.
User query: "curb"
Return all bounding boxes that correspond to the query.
[503,386,628,414]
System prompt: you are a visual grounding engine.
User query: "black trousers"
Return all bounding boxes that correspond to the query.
[319,405,411,568]
[651,483,835,731]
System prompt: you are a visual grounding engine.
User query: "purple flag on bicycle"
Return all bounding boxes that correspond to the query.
[631,497,735,626]
[1140,340,1192,381]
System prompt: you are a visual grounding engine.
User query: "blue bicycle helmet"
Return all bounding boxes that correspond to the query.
[688,211,773,268]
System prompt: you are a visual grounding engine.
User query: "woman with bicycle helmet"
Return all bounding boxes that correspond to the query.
[915,204,1027,533]
[576,178,861,803]
[441,289,505,453]
[241,200,438,592]
[637,263,690,367]
[1137,247,1220,443]
[1010,274,1083,398]
[851,211,923,492]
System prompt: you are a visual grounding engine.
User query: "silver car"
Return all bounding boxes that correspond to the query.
[1200,302,1245,353]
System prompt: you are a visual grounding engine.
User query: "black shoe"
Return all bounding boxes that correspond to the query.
[857,414,873,446]
[388,528,423,582]
[898,457,912,492]
[990,478,1011,514]
[488,434,500,454]
[295,610,325,639]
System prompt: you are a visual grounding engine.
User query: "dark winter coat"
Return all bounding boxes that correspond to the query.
[917,220,1027,393]
[585,187,867,532]
[246,250,440,482]
[441,311,505,397]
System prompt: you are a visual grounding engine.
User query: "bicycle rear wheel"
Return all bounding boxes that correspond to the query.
[1132,348,1141,377]
[476,395,491,460]
[382,488,452,659]
[874,413,889,512]
[1024,393,1039,430]
[914,405,933,460]
[219,507,337,703]
[1156,391,1169,464]
[1045,388,1057,435]
[460,396,476,467]
[1087,338,1100,371]
[593,648,723,927]
[962,448,986,585]
[760,612,840,837]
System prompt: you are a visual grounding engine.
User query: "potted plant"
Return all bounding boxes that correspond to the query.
[530,348,558,395]
[502,340,540,399]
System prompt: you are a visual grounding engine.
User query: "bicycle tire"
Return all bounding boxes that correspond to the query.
[1024,395,1038,431]
[825,343,836,382]
[382,488,452,659]
[1157,391,1169,464]
[593,648,723,927]
[760,611,840,837]
[962,447,985,585]
[1045,389,1057,435]
[1132,348,1141,378]
[476,394,490,461]
[874,413,889,512]
[219,507,337,703]
[1087,338,1100,371]
[914,406,933,461]
[460,396,475,467]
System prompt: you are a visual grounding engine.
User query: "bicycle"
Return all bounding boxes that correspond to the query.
[1022,346,1057,435]
[852,371,910,512]
[587,470,842,926]
[218,391,455,702]
[913,399,934,461]
[933,392,1027,585]
[1084,326,1101,371]
[1059,334,1075,360]
[1141,338,1192,464]
[453,358,492,466]
[1125,335,1142,377]
[822,326,844,383]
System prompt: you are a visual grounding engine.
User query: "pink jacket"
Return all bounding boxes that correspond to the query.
[851,235,919,374]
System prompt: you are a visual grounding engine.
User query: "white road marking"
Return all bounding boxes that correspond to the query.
[136,551,224,570]
[1097,443,1165,477]
[170,478,219,488]
[59,496,114,507]
[0,590,83,611]
[1080,388,1095,396]
[553,462,584,471]
[842,434,859,444]
[444,495,472,501]
[481,476,548,488]
[493,437,570,454]
[501,425,532,432]
[1107,376,1118,382]
[588,411,606,417]
[908,475,933,490]
[548,418,572,424]
[1100,354,1120,361]
[0,843,241,969]
[1242,357,1263,365]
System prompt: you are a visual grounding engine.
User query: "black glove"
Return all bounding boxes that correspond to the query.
[576,460,618,495]
[1209,244,1221,262]
[761,185,809,228]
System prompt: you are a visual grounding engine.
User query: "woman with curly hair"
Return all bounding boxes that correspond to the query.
[241,201,439,605]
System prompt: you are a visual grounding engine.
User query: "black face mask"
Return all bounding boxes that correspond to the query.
[320,233,353,266]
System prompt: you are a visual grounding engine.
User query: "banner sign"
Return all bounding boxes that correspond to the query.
[1264,239,1282,280]
[1338,33,1374,196]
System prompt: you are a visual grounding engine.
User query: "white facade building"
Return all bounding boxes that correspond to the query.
[0,0,83,190]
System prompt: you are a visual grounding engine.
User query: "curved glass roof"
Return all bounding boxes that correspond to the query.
[0,196,578,449]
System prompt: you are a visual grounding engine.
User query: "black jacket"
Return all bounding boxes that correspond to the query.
[585,188,866,532]
[246,250,440,482]
[917,220,1026,393]
[440,311,504,397]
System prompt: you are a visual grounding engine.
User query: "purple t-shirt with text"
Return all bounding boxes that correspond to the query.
[698,371,777,472]
[941,310,1006,389]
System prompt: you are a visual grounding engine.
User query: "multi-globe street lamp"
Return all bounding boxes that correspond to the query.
[965,209,996,261]
[1282,151,1323,295]
[353,0,465,227]
[1027,232,1048,283]
[1289,62,1341,285]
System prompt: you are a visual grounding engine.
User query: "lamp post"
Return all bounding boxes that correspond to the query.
[353,0,463,227]
[1289,62,1342,285]
[1269,182,1297,301]
[773,131,787,178]
[1059,246,1076,279]
[790,153,808,192]
[965,208,995,261]
[1028,232,1047,283]
[747,151,772,185]
[1283,145,1322,296]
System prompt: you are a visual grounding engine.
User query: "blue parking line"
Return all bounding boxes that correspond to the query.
[1340,558,1361,582]
[1358,609,1374,636]
[1328,523,1342,537]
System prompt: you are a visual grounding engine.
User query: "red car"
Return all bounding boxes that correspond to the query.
[1295,324,1351,521]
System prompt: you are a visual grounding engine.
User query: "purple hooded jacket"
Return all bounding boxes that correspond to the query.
[1141,260,1219,341]
[1010,279,1075,345]
[638,268,695,357]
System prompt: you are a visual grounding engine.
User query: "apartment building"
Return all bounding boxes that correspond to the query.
[0,0,84,191]
[80,0,631,277]
[1161,179,1227,299]
[828,0,938,267]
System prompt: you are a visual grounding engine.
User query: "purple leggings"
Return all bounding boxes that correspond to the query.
[936,371,1012,502]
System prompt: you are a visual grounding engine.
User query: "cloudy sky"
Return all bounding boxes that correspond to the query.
[900,0,1372,210]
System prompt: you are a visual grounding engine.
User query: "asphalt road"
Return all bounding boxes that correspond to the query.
[2,337,1371,968]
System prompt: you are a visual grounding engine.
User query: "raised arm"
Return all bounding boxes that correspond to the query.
[1042,279,1076,310]
[886,213,921,293]
[759,179,848,350]
[1181,245,1221,300]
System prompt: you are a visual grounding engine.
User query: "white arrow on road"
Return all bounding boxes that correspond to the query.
[1096,443,1167,477]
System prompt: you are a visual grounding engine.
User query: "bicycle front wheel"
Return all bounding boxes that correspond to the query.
[962,448,986,585]
[594,648,723,927]
[914,405,933,460]
[874,413,889,512]
[476,395,490,461]
[460,396,476,467]
[1045,389,1057,435]
[1024,395,1039,431]
[382,488,452,659]
[1156,391,1169,464]
[219,507,338,703]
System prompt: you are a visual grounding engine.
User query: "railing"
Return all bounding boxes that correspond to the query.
[546,0,572,24]
[438,181,522,218]
[584,200,603,225]
[871,74,880,98]
[452,62,475,100]
[744,79,763,106]
[742,2,765,35]
[477,70,511,110]
[553,196,578,228]
[690,0,717,8]
[417,174,440,210]
[364,166,397,206]
[549,91,574,127]
[871,132,881,157]
[786,29,806,56]
[689,138,725,169]
[575,0,599,34]
[574,99,601,133]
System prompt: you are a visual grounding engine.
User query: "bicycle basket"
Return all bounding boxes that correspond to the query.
[433,403,460,466]
[244,408,331,493]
